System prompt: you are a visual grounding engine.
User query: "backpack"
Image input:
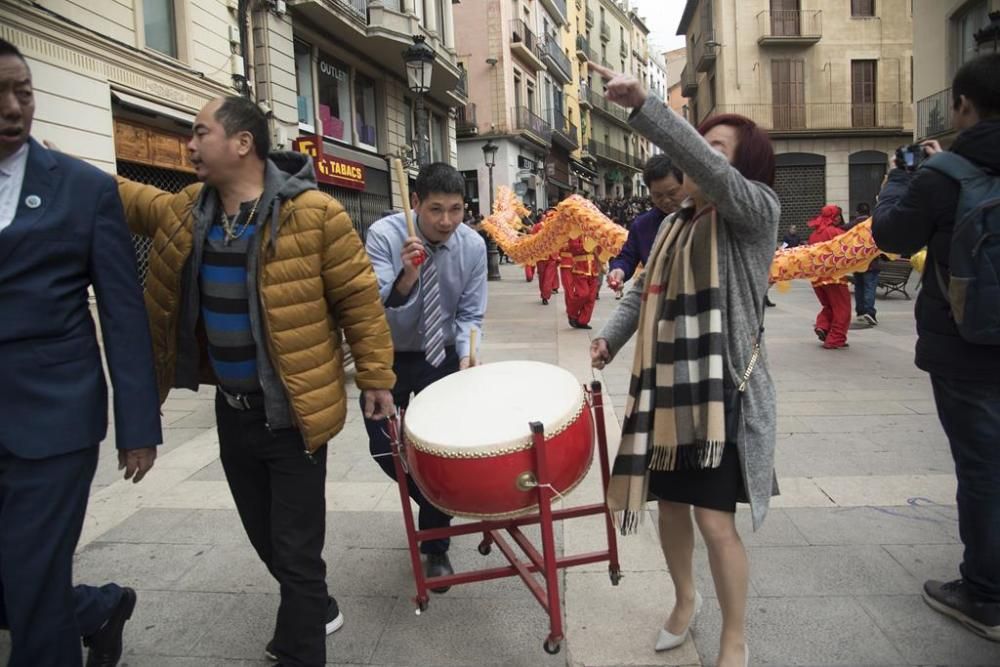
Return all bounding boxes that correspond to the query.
[921,152,1000,345]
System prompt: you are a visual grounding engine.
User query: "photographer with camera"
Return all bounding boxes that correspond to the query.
[872,53,1000,643]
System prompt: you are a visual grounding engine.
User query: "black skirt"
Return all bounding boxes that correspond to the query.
[646,387,748,513]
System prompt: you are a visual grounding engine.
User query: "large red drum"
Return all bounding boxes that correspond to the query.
[403,361,594,519]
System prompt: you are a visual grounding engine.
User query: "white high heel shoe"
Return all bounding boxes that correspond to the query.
[654,591,703,651]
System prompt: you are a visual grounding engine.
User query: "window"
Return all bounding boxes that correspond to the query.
[770,0,802,36]
[354,73,377,150]
[953,1,989,70]
[317,53,352,142]
[294,41,315,129]
[851,0,875,17]
[514,72,523,110]
[436,0,447,39]
[851,60,877,127]
[771,59,805,129]
[430,113,446,162]
[527,82,535,114]
[143,0,177,58]
[404,98,414,147]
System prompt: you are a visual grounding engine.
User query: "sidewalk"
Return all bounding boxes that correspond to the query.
[2,264,999,666]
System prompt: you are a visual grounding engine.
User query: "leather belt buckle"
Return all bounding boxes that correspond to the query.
[220,388,252,411]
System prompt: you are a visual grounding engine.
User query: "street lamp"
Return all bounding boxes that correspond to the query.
[403,35,435,167]
[482,140,502,281]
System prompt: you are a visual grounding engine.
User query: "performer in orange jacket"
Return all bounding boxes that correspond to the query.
[808,204,852,349]
[562,237,600,329]
[531,220,559,304]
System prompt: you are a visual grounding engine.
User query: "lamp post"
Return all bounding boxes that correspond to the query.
[403,35,435,167]
[482,140,501,281]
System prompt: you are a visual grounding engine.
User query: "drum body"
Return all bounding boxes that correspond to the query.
[402,361,594,518]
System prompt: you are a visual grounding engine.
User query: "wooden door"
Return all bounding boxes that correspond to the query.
[772,59,805,129]
[852,60,877,127]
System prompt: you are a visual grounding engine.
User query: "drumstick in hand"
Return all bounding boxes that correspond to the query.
[392,158,424,266]
[469,329,478,368]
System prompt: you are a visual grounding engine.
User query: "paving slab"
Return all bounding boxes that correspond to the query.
[748,545,918,596]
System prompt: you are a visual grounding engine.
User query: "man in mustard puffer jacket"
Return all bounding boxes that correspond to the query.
[117,96,395,667]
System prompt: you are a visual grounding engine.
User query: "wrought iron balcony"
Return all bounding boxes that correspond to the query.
[584,85,630,126]
[455,67,468,98]
[709,102,906,133]
[548,108,579,149]
[757,10,822,45]
[539,0,567,24]
[916,88,954,140]
[512,106,553,145]
[600,20,610,42]
[456,103,478,137]
[510,19,545,71]
[541,37,573,84]
[588,139,638,170]
[575,34,598,62]
[681,63,698,97]
[619,41,628,58]
[579,83,594,109]
[693,30,717,72]
[585,4,594,26]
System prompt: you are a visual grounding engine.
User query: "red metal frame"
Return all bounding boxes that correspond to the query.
[387,380,621,655]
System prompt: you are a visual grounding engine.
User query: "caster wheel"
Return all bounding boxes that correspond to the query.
[543,639,561,655]
[477,542,492,556]
[610,569,623,586]
[416,598,429,613]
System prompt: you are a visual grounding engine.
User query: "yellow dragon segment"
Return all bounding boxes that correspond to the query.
[769,218,890,287]
[481,187,627,265]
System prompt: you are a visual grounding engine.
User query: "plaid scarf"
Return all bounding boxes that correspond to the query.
[607,206,727,534]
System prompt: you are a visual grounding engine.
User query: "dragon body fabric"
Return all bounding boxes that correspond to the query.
[481,188,627,265]
[480,188,887,286]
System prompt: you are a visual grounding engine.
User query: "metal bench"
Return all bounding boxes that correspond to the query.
[877,259,915,300]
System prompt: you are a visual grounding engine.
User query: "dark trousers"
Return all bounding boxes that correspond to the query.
[363,348,459,555]
[0,445,120,666]
[215,393,328,667]
[853,269,879,317]
[930,375,1000,603]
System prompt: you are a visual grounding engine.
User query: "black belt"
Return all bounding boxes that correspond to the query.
[218,387,266,411]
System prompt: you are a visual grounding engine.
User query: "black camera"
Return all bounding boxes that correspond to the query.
[895,144,927,171]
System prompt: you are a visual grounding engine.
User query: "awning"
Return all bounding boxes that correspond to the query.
[112,90,196,126]
[570,158,597,179]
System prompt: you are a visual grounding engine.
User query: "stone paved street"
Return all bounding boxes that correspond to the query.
[3,265,1000,666]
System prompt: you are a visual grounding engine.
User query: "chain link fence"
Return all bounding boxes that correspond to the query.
[117,161,198,286]
[773,164,827,240]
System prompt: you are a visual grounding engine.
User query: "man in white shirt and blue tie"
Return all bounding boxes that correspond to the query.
[363,162,487,589]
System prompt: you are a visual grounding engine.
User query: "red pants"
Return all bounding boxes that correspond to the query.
[536,260,558,300]
[524,264,535,282]
[813,283,851,347]
[567,274,598,326]
[559,268,573,310]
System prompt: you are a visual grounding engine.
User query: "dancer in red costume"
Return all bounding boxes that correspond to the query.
[562,237,601,329]
[807,204,852,349]
[531,218,560,304]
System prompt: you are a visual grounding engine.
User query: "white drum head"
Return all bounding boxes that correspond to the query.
[403,361,585,456]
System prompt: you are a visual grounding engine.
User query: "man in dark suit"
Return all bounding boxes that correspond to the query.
[0,40,162,666]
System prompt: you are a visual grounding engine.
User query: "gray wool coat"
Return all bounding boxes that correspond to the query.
[599,96,780,530]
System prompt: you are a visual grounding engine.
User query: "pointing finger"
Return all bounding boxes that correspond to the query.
[587,60,616,80]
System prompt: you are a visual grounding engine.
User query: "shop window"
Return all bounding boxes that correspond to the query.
[317,52,353,143]
[354,73,378,150]
[294,41,315,130]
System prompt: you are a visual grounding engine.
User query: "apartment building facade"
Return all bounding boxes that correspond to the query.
[663,47,689,120]
[913,0,1000,147]
[679,0,914,236]
[4,0,465,239]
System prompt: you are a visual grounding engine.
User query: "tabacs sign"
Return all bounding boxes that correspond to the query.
[292,136,366,191]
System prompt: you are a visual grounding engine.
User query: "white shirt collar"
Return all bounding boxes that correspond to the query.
[0,143,29,178]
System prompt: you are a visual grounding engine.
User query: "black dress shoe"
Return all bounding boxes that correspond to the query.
[577,322,593,329]
[425,553,454,594]
[542,298,549,305]
[84,587,137,667]
[568,317,579,328]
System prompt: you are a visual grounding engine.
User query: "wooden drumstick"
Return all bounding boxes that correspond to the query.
[392,158,424,267]
[469,329,478,367]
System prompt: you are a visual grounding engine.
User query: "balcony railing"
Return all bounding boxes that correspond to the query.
[588,139,637,169]
[541,37,573,83]
[579,82,594,108]
[600,20,610,41]
[633,42,649,63]
[584,85,630,125]
[619,41,628,58]
[510,19,544,69]
[575,34,598,62]
[512,106,553,143]
[456,67,468,98]
[916,88,954,140]
[456,103,477,137]
[681,63,698,97]
[693,30,718,72]
[540,0,567,22]
[548,108,579,149]
[708,102,905,132]
[339,0,367,20]
[585,5,594,26]
[756,10,822,45]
